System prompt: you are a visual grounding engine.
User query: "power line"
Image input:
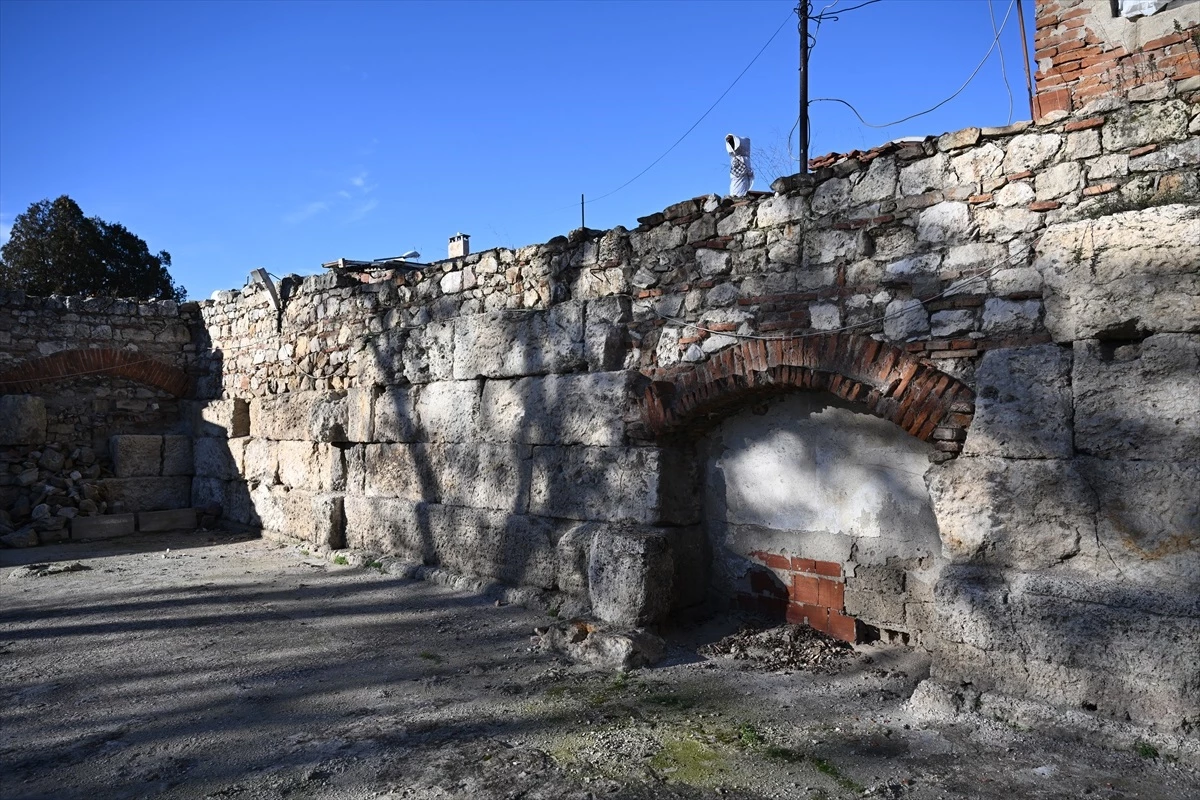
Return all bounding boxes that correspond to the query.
[990,0,1015,126]
[809,0,1016,130]
[577,9,795,208]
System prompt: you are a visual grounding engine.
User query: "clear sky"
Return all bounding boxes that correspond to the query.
[0,0,1037,301]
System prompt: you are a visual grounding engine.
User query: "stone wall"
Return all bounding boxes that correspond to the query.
[0,94,1196,740]
[1034,0,1200,118]
[0,293,199,544]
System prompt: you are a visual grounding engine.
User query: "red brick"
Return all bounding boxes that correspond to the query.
[812,560,842,578]
[749,551,791,571]
[1063,116,1104,132]
[828,613,858,644]
[1083,182,1117,196]
[817,578,844,611]
[1029,200,1061,211]
[1129,143,1158,157]
[792,574,820,605]
[790,556,816,573]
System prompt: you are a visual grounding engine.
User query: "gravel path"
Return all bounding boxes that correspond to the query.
[2,532,1197,800]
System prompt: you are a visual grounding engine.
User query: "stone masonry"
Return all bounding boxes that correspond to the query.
[0,33,1197,749]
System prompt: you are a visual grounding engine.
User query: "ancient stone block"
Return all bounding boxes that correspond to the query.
[110,435,162,478]
[71,513,136,540]
[479,372,634,447]
[1002,133,1061,173]
[195,399,250,438]
[529,446,670,524]
[277,440,340,492]
[242,438,278,484]
[430,506,558,589]
[416,380,480,442]
[433,443,531,513]
[400,319,454,384]
[916,202,971,243]
[360,443,436,502]
[1076,458,1199,584]
[344,387,377,442]
[964,344,1073,459]
[251,484,343,549]
[1072,334,1199,461]
[191,477,256,526]
[926,457,1096,569]
[845,564,907,628]
[899,154,950,196]
[929,566,1200,734]
[373,386,419,443]
[250,392,348,442]
[192,436,243,481]
[883,298,930,341]
[1101,99,1190,152]
[453,303,584,379]
[137,508,198,533]
[588,525,674,626]
[950,142,1003,186]
[161,435,193,476]
[102,477,192,512]
[1038,204,1200,342]
[0,395,46,445]
[754,193,807,228]
[980,298,1041,336]
[556,521,597,598]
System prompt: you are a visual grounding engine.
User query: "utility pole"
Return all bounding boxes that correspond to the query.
[798,2,810,174]
[1015,0,1036,120]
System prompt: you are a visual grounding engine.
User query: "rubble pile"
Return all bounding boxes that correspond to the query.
[0,443,111,547]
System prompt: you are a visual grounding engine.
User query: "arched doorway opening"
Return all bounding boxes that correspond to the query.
[641,334,974,643]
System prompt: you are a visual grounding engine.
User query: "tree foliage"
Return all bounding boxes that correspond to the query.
[0,196,185,301]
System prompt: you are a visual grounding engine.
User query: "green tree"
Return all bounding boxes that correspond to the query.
[0,195,185,301]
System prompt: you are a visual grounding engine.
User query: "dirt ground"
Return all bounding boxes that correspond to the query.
[2,531,1197,800]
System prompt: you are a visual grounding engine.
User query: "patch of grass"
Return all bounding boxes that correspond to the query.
[763,745,806,763]
[418,651,442,663]
[644,692,696,710]
[367,560,383,569]
[1135,740,1159,759]
[649,737,726,785]
[811,756,864,793]
[332,555,348,566]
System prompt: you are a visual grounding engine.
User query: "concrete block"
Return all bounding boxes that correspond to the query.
[0,395,46,445]
[71,513,136,540]
[110,435,162,478]
[138,508,198,532]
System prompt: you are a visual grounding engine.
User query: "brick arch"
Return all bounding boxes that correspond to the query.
[642,333,974,451]
[0,348,191,397]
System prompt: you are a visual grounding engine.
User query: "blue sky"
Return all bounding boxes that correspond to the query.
[0,0,1036,301]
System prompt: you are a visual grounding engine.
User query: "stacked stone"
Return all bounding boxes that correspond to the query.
[0,442,108,547]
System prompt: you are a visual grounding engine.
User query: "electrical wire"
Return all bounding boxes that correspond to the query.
[577,9,795,209]
[809,0,1016,130]
[990,0,1015,126]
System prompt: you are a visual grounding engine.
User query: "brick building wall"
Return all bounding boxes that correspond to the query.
[1034,0,1200,117]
